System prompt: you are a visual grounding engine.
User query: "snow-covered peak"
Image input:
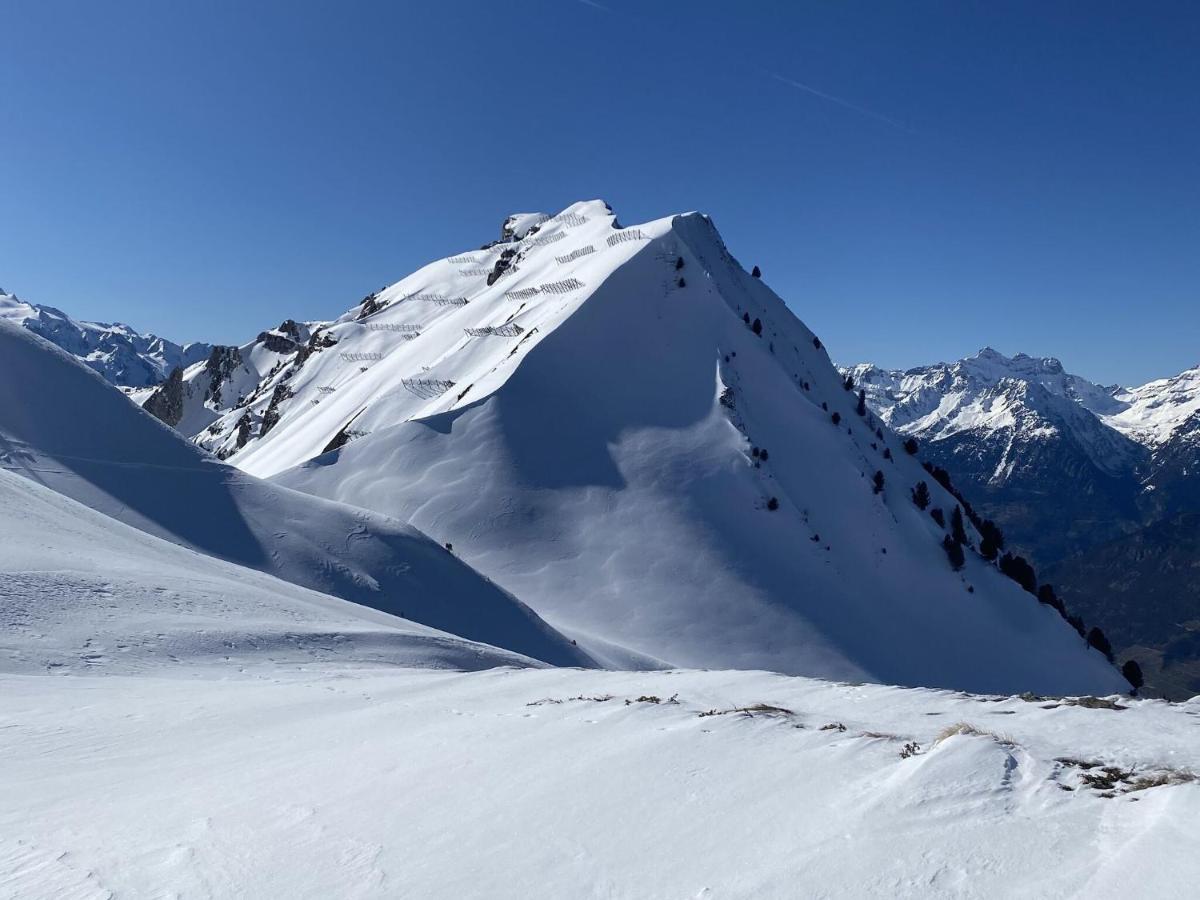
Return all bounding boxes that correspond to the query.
[0,288,211,388]
[138,199,1127,695]
[1106,364,1200,446]
[846,346,1200,459]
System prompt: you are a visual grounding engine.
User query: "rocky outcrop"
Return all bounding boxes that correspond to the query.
[142,366,185,426]
[203,346,243,405]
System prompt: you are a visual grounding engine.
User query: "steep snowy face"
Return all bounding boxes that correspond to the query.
[0,320,589,668]
[226,200,1124,695]
[0,289,210,388]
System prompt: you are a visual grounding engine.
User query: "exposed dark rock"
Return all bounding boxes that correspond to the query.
[203,346,243,405]
[259,383,294,437]
[143,367,185,426]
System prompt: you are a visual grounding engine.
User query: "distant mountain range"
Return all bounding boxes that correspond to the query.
[0,288,211,389]
[843,349,1200,698]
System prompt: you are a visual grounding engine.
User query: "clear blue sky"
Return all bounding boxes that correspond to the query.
[4,1,1198,385]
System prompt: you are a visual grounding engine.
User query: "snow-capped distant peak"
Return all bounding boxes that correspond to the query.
[0,288,211,388]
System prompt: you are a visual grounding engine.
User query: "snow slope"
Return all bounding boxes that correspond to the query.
[0,288,210,388]
[210,200,1125,696]
[4,662,1198,899]
[0,320,588,668]
[0,468,544,675]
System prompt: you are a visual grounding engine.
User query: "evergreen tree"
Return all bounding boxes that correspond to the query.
[1121,659,1144,693]
[1066,614,1086,638]
[856,389,867,416]
[1087,627,1114,662]
[743,312,750,324]
[951,507,968,546]
[1037,584,1065,614]
[999,552,1037,594]
[843,374,855,391]
[978,519,1004,561]
[911,481,931,510]
[752,318,763,336]
[872,470,885,494]
[751,265,761,278]
[831,411,841,425]
[675,256,685,270]
[812,336,822,349]
[943,535,965,571]
[903,437,919,455]
[930,507,945,527]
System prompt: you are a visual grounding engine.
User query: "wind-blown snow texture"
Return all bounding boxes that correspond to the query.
[0,320,587,668]
[0,289,211,388]
[3,662,1198,899]
[161,199,1121,695]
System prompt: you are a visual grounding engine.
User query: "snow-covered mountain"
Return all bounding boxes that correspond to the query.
[844,348,1200,697]
[0,288,211,388]
[137,200,1122,696]
[0,319,588,668]
[843,350,1148,560]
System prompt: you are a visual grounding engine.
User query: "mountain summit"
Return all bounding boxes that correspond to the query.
[137,200,1122,694]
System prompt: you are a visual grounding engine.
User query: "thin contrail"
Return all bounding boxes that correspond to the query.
[573,0,911,133]
[767,72,912,132]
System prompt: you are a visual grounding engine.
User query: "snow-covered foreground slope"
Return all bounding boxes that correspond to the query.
[4,662,1198,899]
[0,288,210,388]
[232,201,1124,696]
[0,321,587,667]
[0,468,544,675]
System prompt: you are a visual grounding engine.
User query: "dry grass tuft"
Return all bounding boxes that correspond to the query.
[934,722,1016,747]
